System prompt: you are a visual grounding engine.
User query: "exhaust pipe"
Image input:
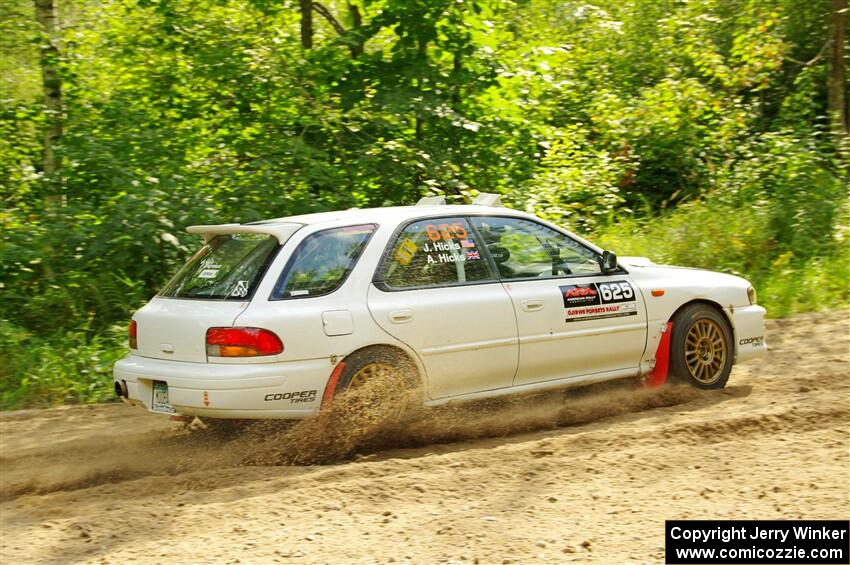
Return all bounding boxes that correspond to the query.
[114,380,128,398]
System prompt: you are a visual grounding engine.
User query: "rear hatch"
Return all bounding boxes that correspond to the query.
[133,224,301,363]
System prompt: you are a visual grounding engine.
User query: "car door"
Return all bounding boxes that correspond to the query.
[469,216,648,386]
[368,216,519,399]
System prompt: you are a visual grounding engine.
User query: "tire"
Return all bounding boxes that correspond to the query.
[330,346,420,420]
[669,303,733,389]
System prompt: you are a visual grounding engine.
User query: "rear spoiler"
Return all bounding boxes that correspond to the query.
[186,223,303,244]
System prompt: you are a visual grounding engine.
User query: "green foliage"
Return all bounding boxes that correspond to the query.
[1,0,848,408]
[0,322,127,408]
[596,199,850,318]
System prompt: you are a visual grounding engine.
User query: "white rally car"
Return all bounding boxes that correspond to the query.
[113,195,767,420]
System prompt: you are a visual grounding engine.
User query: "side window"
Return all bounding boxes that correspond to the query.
[470,216,602,279]
[272,224,375,299]
[380,218,495,289]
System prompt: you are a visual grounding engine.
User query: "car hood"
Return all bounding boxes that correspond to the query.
[618,256,657,267]
[620,257,751,291]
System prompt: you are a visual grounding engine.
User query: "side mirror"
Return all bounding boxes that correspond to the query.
[600,250,618,274]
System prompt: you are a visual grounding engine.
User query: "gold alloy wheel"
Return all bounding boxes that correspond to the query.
[345,361,406,421]
[348,362,396,390]
[684,318,727,384]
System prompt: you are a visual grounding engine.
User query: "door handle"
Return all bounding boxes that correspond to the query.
[389,310,413,324]
[521,299,545,312]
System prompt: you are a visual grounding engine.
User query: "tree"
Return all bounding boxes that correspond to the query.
[827,0,848,141]
[309,2,365,58]
[348,2,363,58]
[34,0,63,189]
[300,0,313,49]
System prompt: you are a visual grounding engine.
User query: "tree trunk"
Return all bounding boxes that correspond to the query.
[451,52,462,108]
[414,36,427,141]
[827,0,848,140]
[349,3,363,58]
[300,0,313,49]
[34,0,63,185]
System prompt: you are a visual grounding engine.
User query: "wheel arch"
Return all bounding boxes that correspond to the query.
[668,299,734,337]
[321,343,425,409]
[667,298,738,365]
[666,299,736,388]
[341,343,424,388]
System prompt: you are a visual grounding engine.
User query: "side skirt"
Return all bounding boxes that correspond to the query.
[424,366,641,407]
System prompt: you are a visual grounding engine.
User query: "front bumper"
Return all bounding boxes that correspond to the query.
[113,354,334,419]
[727,304,768,363]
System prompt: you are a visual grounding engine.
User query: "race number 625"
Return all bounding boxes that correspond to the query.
[599,281,633,301]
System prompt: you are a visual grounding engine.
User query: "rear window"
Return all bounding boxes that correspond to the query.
[272,224,376,299]
[159,233,280,300]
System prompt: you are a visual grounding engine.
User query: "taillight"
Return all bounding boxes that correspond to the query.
[129,320,138,349]
[206,327,283,357]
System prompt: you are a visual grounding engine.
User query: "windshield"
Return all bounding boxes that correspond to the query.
[159,233,280,300]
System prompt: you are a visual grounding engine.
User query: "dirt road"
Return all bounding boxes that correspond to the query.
[2,310,848,564]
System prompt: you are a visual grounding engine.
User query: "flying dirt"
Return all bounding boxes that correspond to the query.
[1,310,848,564]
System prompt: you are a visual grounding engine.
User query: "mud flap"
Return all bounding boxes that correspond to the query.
[645,322,672,388]
[321,361,346,409]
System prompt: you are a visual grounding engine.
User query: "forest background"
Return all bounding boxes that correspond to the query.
[1,0,848,407]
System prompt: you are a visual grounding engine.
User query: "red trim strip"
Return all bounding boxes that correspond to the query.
[645,322,673,388]
[321,361,346,409]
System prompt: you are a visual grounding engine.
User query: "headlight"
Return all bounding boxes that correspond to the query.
[747,286,757,305]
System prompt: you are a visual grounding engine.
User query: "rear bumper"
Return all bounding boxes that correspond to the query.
[727,304,768,363]
[113,354,333,419]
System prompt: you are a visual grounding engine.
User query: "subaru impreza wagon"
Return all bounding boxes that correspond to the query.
[113,194,767,420]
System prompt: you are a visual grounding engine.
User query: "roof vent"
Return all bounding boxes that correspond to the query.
[472,192,503,207]
[416,195,447,206]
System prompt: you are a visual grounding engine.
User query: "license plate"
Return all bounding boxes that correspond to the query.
[151,381,175,414]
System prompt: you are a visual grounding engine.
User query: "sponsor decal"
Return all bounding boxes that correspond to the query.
[739,336,765,346]
[264,390,318,404]
[230,279,250,297]
[559,280,637,323]
[562,283,598,307]
[395,238,418,266]
[564,302,638,323]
